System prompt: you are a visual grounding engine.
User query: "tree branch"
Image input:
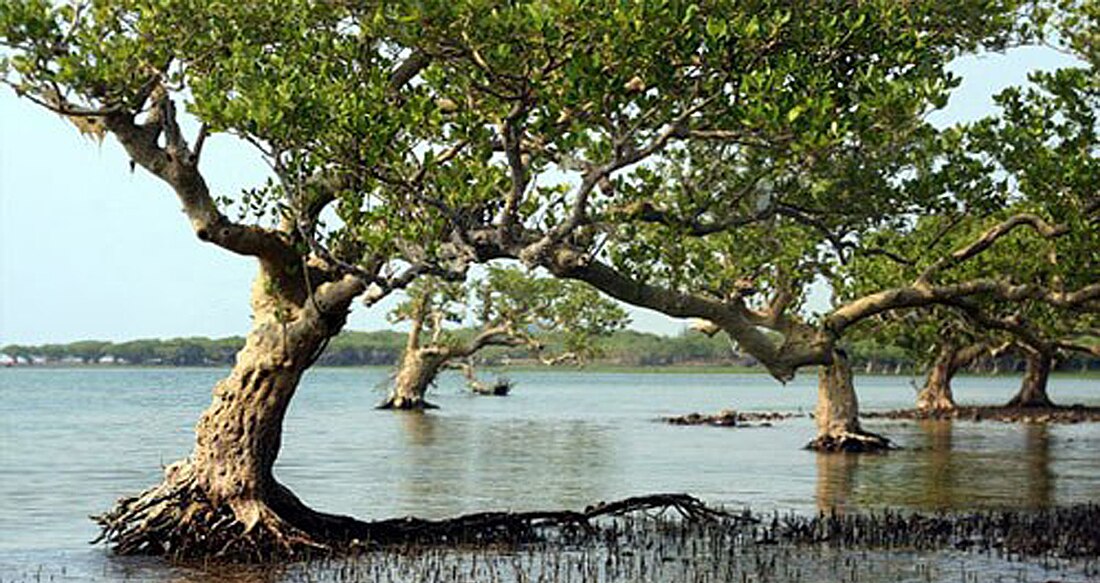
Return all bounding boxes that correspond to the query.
[500,102,531,232]
[451,325,531,359]
[103,105,296,263]
[538,248,824,381]
[388,50,430,94]
[311,274,368,318]
[828,279,1100,336]
[917,214,1069,285]
[521,97,717,262]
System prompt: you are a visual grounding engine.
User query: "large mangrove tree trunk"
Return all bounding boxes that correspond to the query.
[1006,348,1055,408]
[807,350,892,452]
[378,347,445,410]
[915,342,989,412]
[917,345,960,412]
[96,264,369,559]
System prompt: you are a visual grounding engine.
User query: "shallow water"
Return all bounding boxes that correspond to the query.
[0,367,1097,581]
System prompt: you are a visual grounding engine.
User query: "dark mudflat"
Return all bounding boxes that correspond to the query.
[863,404,1100,423]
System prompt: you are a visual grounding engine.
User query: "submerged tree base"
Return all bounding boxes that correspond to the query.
[864,405,1100,424]
[805,430,894,453]
[375,396,440,411]
[95,483,728,562]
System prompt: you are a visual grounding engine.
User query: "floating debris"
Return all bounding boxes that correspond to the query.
[662,409,802,427]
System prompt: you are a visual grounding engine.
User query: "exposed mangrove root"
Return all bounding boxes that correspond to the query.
[93,469,328,561]
[805,430,894,453]
[662,409,801,427]
[375,395,439,410]
[224,504,1100,583]
[94,484,730,562]
[863,404,1100,424]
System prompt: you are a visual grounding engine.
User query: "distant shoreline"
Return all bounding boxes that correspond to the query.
[3,362,1098,378]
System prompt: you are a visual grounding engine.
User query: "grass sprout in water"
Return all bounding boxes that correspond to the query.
[8,505,1096,583]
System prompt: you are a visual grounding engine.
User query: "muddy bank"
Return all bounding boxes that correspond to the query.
[863,404,1100,423]
[662,409,803,427]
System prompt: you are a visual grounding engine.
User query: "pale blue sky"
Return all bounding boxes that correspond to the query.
[0,47,1076,345]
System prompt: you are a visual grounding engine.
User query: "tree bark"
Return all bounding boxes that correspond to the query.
[1007,349,1056,407]
[916,342,991,412]
[378,347,445,410]
[96,262,370,559]
[917,345,960,412]
[806,350,892,452]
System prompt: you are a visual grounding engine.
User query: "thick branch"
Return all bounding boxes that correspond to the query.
[388,50,430,94]
[103,108,295,263]
[1055,340,1100,357]
[451,325,530,359]
[828,279,1100,336]
[539,249,826,380]
[953,341,994,369]
[311,275,368,318]
[917,214,1069,285]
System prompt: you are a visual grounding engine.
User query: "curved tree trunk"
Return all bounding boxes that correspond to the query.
[917,346,959,412]
[96,263,369,559]
[807,350,892,452]
[1006,349,1055,408]
[917,342,992,412]
[378,348,445,410]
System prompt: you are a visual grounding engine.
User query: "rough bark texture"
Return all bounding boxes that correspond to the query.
[378,348,445,410]
[1007,349,1056,408]
[96,263,368,559]
[806,351,892,452]
[916,346,960,412]
[916,343,992,411]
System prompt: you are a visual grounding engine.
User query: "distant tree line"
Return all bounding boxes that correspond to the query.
[1,329,734,367]
[4,330,1097,372]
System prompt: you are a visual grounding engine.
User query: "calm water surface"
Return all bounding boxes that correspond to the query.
[0,367,1097,580]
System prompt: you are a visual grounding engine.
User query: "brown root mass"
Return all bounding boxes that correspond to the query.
[94,489,729,562]
[804,430,895,453]
[375,395,439,410]
[863,404,1100,424]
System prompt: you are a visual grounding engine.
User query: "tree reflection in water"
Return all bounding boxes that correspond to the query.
[815,420,1057,511]
[393,413,613,514]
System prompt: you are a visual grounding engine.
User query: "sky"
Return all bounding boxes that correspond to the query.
[0,46,1078,346]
